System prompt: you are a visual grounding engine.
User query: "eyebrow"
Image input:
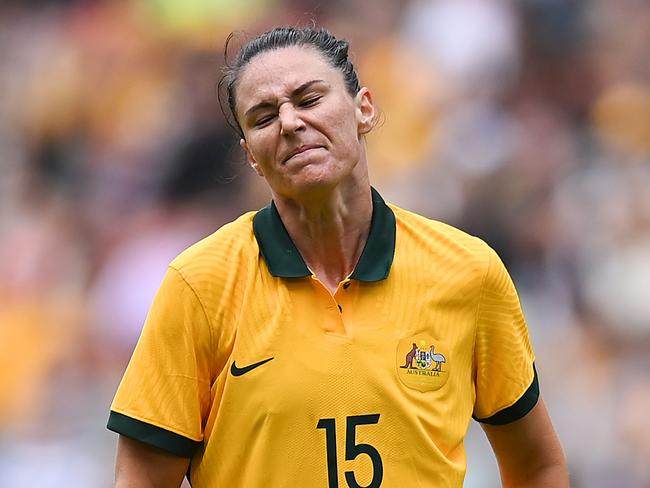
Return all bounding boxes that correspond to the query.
[244,79,326,118]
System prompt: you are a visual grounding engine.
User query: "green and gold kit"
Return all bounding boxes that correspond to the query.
[108,188,538,487]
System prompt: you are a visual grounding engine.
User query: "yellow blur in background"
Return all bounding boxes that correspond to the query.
[0,0,649,486]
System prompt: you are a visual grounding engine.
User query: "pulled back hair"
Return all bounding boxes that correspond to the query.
[218,27,362,138]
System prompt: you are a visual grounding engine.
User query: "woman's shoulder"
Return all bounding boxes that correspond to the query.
[169,211,260,278]
[390,203,491,257]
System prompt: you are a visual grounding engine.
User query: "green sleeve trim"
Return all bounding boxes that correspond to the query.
[107,411,201,458]
[474,363,540,425]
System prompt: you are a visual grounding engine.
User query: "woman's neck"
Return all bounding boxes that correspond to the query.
[273,183,373,294]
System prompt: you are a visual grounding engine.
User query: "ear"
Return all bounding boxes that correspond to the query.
[240,138,264,177]
[355,87,376,135]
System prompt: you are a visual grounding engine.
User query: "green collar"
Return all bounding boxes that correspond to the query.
[253,187,396,281]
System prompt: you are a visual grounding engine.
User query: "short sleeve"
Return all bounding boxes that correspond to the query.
[472,247,538,425]
[107,266,213,457]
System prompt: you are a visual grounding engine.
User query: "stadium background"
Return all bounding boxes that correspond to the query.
[0,0,649,486]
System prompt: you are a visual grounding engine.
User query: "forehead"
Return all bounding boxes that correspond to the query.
[235,46,345,109]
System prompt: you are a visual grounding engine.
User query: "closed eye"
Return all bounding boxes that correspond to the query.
[254,114,276,127]
[299,95,321,108]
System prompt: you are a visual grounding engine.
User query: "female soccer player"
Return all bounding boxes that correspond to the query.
[109,27,568,487]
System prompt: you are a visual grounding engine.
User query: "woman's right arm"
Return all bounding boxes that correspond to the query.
[115,435,190,488]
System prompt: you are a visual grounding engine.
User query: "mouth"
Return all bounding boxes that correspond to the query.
[283,145,323,163]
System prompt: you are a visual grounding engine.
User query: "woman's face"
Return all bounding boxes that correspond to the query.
[235,46,375,200]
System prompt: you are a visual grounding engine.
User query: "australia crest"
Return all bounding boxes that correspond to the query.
[396,334,450,392]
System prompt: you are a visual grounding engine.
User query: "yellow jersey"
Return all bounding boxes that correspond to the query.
[108,188,537,487]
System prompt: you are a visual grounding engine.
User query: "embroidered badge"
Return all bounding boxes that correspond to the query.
[396,334,450,392]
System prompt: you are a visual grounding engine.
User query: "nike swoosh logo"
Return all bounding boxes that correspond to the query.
[230,357,274,376]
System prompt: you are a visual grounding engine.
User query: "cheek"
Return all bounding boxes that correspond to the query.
[321,105,360,147]
[332,117,362,156]
[246,131,274,162]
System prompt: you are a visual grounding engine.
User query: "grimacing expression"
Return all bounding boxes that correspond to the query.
[235,46,375,198]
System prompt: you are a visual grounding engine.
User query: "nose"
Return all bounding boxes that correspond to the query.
[278,103,305,136]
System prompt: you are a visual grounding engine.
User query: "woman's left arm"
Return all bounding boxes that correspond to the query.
[481,397,569,488]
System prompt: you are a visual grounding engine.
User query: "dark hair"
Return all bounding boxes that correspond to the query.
[218,27,361,138]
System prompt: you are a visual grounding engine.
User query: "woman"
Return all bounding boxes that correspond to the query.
[109,27,568,487]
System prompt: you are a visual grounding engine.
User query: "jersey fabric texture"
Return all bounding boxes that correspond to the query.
[108,188,538,487]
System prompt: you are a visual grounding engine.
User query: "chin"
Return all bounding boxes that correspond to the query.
[276,157,358,199]
[280,174,341,200]
[290,161,340,185]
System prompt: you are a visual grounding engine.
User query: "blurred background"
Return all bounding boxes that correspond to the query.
[1,0,649,486]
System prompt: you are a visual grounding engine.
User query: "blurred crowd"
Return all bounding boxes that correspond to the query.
[0,0,649,486]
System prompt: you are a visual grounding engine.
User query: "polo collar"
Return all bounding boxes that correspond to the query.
[253,187,396,281]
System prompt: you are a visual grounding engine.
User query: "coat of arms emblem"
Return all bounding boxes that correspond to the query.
[396,334,450,392]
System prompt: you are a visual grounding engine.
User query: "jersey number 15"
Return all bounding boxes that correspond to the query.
[316,414,383,488]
